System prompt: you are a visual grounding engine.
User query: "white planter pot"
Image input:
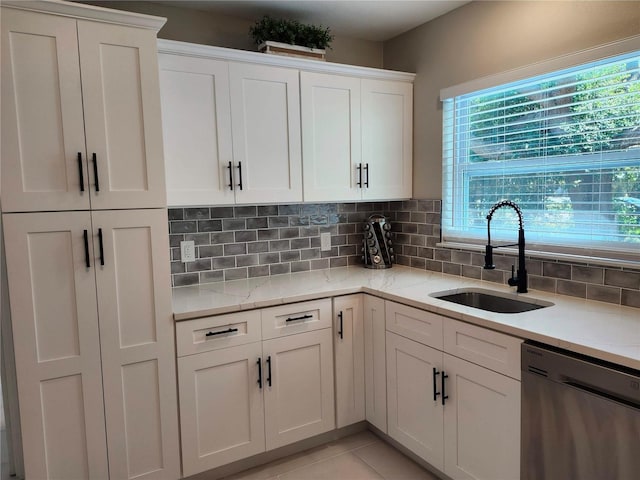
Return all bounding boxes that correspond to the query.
[258,41,326,61]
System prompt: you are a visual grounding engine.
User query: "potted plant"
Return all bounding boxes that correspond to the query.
[249,15,334,61]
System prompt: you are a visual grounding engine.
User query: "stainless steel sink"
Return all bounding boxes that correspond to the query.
[431,288,553,314]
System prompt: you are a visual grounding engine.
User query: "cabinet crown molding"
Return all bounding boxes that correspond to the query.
[1,0,167,31]
[158,39,416,83]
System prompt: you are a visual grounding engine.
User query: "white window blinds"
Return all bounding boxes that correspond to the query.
[442,50,640,259]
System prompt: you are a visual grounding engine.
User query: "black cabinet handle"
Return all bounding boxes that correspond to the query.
[205,327,238,337]
[356,163,362,188]
[97,228,105,266]
[337,311,343,339]
[92,153,100,192]
[286,314,312,323]
[433,367,441,402]
[257,357,262,389]
[266,356,272,387]
[364,163,369,188]
[441,371,449,405]
[237,161,243,190]
[77,152,85,192]
[227,161,234,190]
[83,229,90,268]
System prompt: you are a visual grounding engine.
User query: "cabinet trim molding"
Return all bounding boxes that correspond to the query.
[157,39,416,82]
[2,0,167,30]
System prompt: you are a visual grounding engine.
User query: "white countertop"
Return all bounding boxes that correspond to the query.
[172,266,640,370]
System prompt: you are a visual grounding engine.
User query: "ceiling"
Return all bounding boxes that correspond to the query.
[156,1,471,42]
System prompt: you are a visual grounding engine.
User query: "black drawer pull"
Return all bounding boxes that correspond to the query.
[356,163,362,188]
[286,314,313,323]
[205,327,238,337]
[337,311,344,339]
[227,161,234,190]
[442,371,449,406]
[257,357,262,389]
[237,161,243,190]
[92,153,100,192]
[433,367,441,402]
[266,356,272,387]
[83,229,90,268]
[364,163,369,188]
[77,152,85,192]
[98,228,105,266]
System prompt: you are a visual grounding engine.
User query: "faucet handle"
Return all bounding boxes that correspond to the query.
[508,265,518,286]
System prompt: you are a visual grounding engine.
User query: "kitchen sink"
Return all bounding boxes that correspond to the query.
[431,288,553,314]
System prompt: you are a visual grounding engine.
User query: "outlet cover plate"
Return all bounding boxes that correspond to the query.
[180,240,195,262]
[320,232,331,251]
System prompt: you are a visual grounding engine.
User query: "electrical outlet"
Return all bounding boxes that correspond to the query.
[320,232,331,251]
[180,240,195,263]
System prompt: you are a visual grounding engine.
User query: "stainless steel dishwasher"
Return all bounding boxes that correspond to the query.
[521,342,640,480]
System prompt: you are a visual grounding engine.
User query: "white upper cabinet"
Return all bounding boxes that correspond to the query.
[159,54,234,206]
[361,79,413,200]
[301,72,362,201]
[229,63,303,204]
[157,40,414,206]
[77,21,167,210]
[1,8,166,212]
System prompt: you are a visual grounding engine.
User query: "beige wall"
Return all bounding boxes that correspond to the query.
[84,1,383,67]
[383,1,640,199]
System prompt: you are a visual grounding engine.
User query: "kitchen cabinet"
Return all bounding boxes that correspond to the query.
[1,6,166,213]
[158,39,414,206]
[300,73,413,202]
[333,294,365,428]
[176,300,334,476]
[3,210,179,480]
[159,48,302,206]
[1,3,179,479]
[385,300,521,480]
[363,294,387,432]
[361,79,413,200]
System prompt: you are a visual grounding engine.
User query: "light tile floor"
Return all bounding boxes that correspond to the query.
[221,431,442,480]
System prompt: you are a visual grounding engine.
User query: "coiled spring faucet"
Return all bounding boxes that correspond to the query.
[484,200,528,293]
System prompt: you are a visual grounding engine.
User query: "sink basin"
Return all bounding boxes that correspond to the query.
[431,288,553,314]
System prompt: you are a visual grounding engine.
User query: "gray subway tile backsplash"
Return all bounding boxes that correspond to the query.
[168,199,640,309]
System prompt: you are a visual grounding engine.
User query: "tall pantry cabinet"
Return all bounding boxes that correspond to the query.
[1,2,179,479]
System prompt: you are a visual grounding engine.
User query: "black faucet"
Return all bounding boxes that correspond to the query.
[484,200,528,293]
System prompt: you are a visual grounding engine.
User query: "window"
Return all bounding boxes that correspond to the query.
[442,49,640,261]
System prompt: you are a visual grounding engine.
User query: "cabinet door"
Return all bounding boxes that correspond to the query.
[333,294,365,428]
[229,63,302,204]
[386,332,444,471]
[443,353,520,480]
[361,79,412,200]
[78,21,166,210]
[92,209,180,480]
[263,329,335,450]
[363,295,387,432]
[301,72,361,201]
[2,212,108,479]
[178,342,265,477]
[159,54,234,206]
[1,9,90,212]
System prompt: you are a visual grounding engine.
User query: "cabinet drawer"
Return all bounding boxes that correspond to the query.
[176,310,261,357]
[261,299,332,339]
[385,301,443,350]
[443,319,522,380]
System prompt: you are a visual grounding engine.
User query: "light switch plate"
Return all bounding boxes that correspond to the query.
[320,232,331,251]
[180,240,195,262]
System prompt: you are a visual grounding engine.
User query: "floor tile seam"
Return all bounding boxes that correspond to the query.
[273,449,379,479]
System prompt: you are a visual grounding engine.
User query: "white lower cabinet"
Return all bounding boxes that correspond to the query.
[177,300,335,476]
[385,300,522,480]
[333,294,365,428]
[363,294,387,433]
[386,332,444,470]
[3,209,179,480]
